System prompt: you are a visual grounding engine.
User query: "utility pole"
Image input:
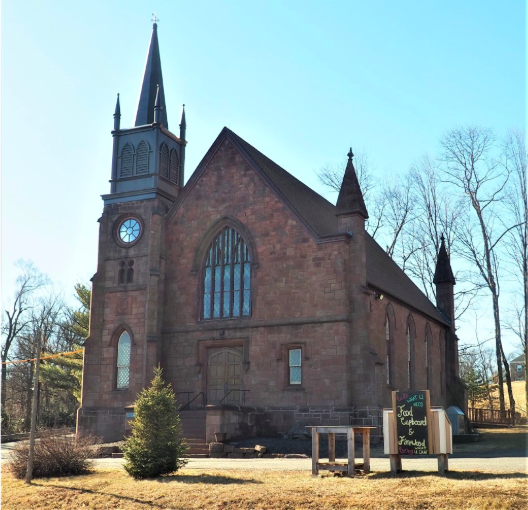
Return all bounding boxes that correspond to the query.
[25,330,42,484]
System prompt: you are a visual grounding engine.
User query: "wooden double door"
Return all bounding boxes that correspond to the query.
[207,347,243,405]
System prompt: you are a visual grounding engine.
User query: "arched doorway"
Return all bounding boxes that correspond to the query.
[207,347,243,405]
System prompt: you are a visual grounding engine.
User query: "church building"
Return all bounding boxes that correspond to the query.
[78,23,467,443]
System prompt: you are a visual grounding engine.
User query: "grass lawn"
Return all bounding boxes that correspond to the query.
[2,466,527,510]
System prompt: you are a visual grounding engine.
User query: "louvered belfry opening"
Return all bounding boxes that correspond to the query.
[120,143,134,178]
[169,149,179,184]
[203,227,251,319]
[160,143,169,179]
[136,140,149,175]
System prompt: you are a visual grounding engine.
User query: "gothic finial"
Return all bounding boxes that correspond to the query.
[347,147,354,161]
[113,93,121,130]
[440,233,445,243]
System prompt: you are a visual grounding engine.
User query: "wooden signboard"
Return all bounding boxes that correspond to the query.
[392,390,432,455]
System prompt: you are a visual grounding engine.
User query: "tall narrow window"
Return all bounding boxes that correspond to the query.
[120,143,134,178]
[169,149,179,184]
[118,261,125,284]
[117,331,131,389]
[160,143,169,179]
[203,227,251,319]
[385,316,391,386]
[289,348,302,385]
[407,326,412,389]
[127,260,134,283]
[425,326,432,391]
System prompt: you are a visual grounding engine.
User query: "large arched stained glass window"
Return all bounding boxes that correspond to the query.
[203,227,251,319]
[117,331,131,389]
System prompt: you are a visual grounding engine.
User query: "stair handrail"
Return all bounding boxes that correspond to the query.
[179,391,205,411]
[218,389,250,406]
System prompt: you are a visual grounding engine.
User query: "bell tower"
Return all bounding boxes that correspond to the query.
[78,22,186,441]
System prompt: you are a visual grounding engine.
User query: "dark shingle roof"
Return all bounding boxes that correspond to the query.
[511,354,525,364]
[176,127,447,325]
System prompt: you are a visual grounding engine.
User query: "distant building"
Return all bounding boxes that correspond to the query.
[510,354,526,382]
[77,23,467,443]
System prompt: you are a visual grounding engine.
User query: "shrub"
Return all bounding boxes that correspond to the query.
[123,367,187,479]
[8,428,100,479]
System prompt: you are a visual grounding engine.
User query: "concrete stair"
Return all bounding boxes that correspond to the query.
[180,410,208,458]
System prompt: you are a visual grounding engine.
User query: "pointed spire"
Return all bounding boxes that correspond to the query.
[179,104,186,140]
[113,93,121,130]
[336,147,368,219]
[433,235,456,285]
[135,22,168,128]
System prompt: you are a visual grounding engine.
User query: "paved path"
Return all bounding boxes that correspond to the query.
[3,441,526,474]
[92,455,527,473]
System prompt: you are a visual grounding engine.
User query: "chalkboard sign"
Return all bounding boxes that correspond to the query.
[392,390,431,455]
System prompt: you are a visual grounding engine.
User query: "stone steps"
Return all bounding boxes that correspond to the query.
[180,410,208,458]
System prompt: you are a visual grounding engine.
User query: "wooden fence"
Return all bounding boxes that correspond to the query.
[468,407,515,426]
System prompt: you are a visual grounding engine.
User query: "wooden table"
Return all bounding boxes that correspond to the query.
[307,426,377,476]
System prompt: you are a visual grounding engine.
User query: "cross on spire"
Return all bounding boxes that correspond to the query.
[152,12,159,24]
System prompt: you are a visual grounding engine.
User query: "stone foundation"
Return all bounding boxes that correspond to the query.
[76,407,126,443]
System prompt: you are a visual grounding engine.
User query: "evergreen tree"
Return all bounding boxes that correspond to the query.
[123,367,187,478]
[463,366,491,408]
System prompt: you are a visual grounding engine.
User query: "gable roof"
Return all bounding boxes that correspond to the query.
[170,127,448,325]
[510,354,525,364]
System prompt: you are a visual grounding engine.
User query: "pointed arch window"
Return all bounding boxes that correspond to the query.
[160,143,169,179]
[117,331,131,389]
[169,149,179,184]
[203,227,251,319]
[136,140,149,175]
[120,143,134,178]
[385,315,391,386]
[425,326,433,391]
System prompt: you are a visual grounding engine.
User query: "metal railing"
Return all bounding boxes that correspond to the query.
[218,389,250,406]
[179,392,205,412]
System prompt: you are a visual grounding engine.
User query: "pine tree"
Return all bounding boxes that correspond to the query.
[122,367,187,478]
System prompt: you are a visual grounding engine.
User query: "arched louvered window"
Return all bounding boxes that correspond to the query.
[117,331,131,389]
[203,227,251,319]
[120,143,134,178]
[135,140,149,175]
[169,149,179,184]
[160,143,169,179]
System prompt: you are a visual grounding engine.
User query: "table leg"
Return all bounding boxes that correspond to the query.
[347,428,355,477]
[362,430,371,473]
[312,431,319,475]
[328,433,335,463]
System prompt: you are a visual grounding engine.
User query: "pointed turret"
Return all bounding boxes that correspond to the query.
[153,84,162,124]
[135,22,168,128]
[433,235,456,285]
[336,148,368,219]
[113,93,121,130]
[179,104,186,140]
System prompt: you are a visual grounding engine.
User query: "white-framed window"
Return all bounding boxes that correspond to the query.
[117,331,131,389]
[517,364,523,372]
[289,348,302,385]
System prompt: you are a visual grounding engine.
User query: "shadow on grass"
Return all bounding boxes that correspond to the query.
[369,470,528,480]
[156,473,263,484]
[30,482,162,508]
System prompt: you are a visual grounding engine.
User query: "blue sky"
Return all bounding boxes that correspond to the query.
[1,1,525,352]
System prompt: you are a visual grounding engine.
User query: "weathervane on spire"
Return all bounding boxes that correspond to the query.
[152,12,159,24]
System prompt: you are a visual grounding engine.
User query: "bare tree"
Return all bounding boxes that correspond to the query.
[440,126,518,415]
[1,262,48,406]
[503,129,527,414]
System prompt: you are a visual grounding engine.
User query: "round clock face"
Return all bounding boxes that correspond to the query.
[119,218,141,243]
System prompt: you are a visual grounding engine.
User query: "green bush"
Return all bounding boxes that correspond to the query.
[122,367,187,479]
[8,429,100,479]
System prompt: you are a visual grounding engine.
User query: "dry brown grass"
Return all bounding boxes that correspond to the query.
[476,381,527,417]
[2,467,527,510]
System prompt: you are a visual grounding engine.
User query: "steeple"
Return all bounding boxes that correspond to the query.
[433,235,456,285]
[113,93,121,130]
[135,22,168,128]
[336,148,368,219]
